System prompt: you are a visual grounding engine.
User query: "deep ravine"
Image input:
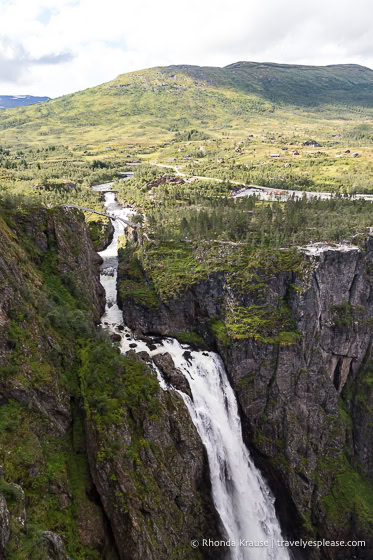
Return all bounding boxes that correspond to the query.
[98,189,291,560]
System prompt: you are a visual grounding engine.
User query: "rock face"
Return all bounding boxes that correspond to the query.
[152,353,192,398]
[0,495,10,556]
[87,219,114,251]
[0,207,113,558]
[41,532,71,560]
[119,241,373,560]
[86,376,222,560]
[0,205,223,559]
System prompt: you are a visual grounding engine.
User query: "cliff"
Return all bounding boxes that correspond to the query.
[118,240,373,560]
[0,204,221,559]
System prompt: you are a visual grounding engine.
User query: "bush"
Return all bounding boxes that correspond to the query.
[0,478,22,503]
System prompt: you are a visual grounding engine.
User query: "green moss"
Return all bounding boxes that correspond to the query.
[119,280,160,309]
[138,241,219,301]
[274,331,301,345]
[338,398,353,427]
[0,400,102,559]
[321,456,373,532]
[0,478,22,503]
[118,246,144,280]
[0,363,18,379]
[270,452,292,474]
[227,248,303,292]
[225,302,300,345]
[79,340,160,430]
[301,513,315,535]
[171,330,207,348]
[127,437,151,464]
[118,246,161,309]
[137,239,303,304]
[330,302,365,328]
[87,218,111,250]
[208,317,231,346]
[238,375,255,387]
[0,207,124,559]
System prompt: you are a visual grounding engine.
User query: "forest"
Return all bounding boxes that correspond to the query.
[116,165,373,248]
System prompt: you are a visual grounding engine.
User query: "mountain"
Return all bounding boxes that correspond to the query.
[1,62,373,146]
[2,62,373,560]
[221,61,373,104]
[0,95,51,109]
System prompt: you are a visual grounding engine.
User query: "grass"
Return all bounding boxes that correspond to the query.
[117,246,161,309]
[208,318,231,346]
[119,280,160,309]
[171,330,207,348]
[79,340,160,429]
[321,455,373,532]
[3,63,373,197]
[138,241,219,300]
[2,60,373,552]
[225,303,300,345]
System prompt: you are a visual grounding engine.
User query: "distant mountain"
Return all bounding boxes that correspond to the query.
[0,95,51,109]
[1,62,373,144]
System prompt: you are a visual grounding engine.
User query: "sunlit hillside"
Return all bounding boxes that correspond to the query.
[1,62,373,147]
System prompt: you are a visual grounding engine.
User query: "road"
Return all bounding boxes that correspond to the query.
[150,163,373,202]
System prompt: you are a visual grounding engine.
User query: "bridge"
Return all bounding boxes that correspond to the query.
[62,204,137,228]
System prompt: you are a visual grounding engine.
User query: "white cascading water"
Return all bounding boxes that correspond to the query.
[98,189,291,560]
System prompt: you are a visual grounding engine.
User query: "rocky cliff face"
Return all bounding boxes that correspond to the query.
[0,204,222,559]
[118,241,373,560]
[83,348,222,560]
[0,205,113,559]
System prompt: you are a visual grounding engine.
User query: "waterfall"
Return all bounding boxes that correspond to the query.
[98,190,291,560]
[152,341,291,560]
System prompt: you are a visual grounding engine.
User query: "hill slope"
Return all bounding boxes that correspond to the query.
[0,95,51,109]
[1,62,373,146]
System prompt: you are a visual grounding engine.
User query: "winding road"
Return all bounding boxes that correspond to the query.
[151,163,373,202]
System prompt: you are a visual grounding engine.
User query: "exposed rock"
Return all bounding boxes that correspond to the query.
[85,357,223,560]
[124,224,138,244]
[0,495,10,556]
[120,241,373,559]
[153,353,192,398]
[102,266,116,276]
[50,207,105,322]
[148,175,185,189]
[42,531,71,560]
[110,333,122,342]
[0,207,115,559]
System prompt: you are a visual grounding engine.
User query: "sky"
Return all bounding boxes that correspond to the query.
[1,0,373,98]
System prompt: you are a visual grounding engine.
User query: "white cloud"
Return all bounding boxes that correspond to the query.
[0,0,373,97]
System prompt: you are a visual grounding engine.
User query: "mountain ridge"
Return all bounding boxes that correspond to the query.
[0,95,51,109]
[2,60,373,146]
[225,61,373,71]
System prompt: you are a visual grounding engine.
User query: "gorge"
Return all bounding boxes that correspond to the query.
[98,189,291,560]
[3,59,373,558]
[1,179,373,560]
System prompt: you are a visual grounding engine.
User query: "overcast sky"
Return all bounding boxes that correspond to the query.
[1,0,373,98]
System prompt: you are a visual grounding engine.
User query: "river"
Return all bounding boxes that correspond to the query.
[97,185,291,560]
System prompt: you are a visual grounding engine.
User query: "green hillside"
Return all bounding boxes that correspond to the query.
[222,62,373,105]
[1,62,373,147]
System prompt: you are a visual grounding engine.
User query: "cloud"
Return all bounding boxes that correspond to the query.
[0,36,73,84]
[1,0,373,97]
[36,52,73,65]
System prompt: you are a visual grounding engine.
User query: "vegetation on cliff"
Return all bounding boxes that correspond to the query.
[3,59,373,559]
[0,199,222,559]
